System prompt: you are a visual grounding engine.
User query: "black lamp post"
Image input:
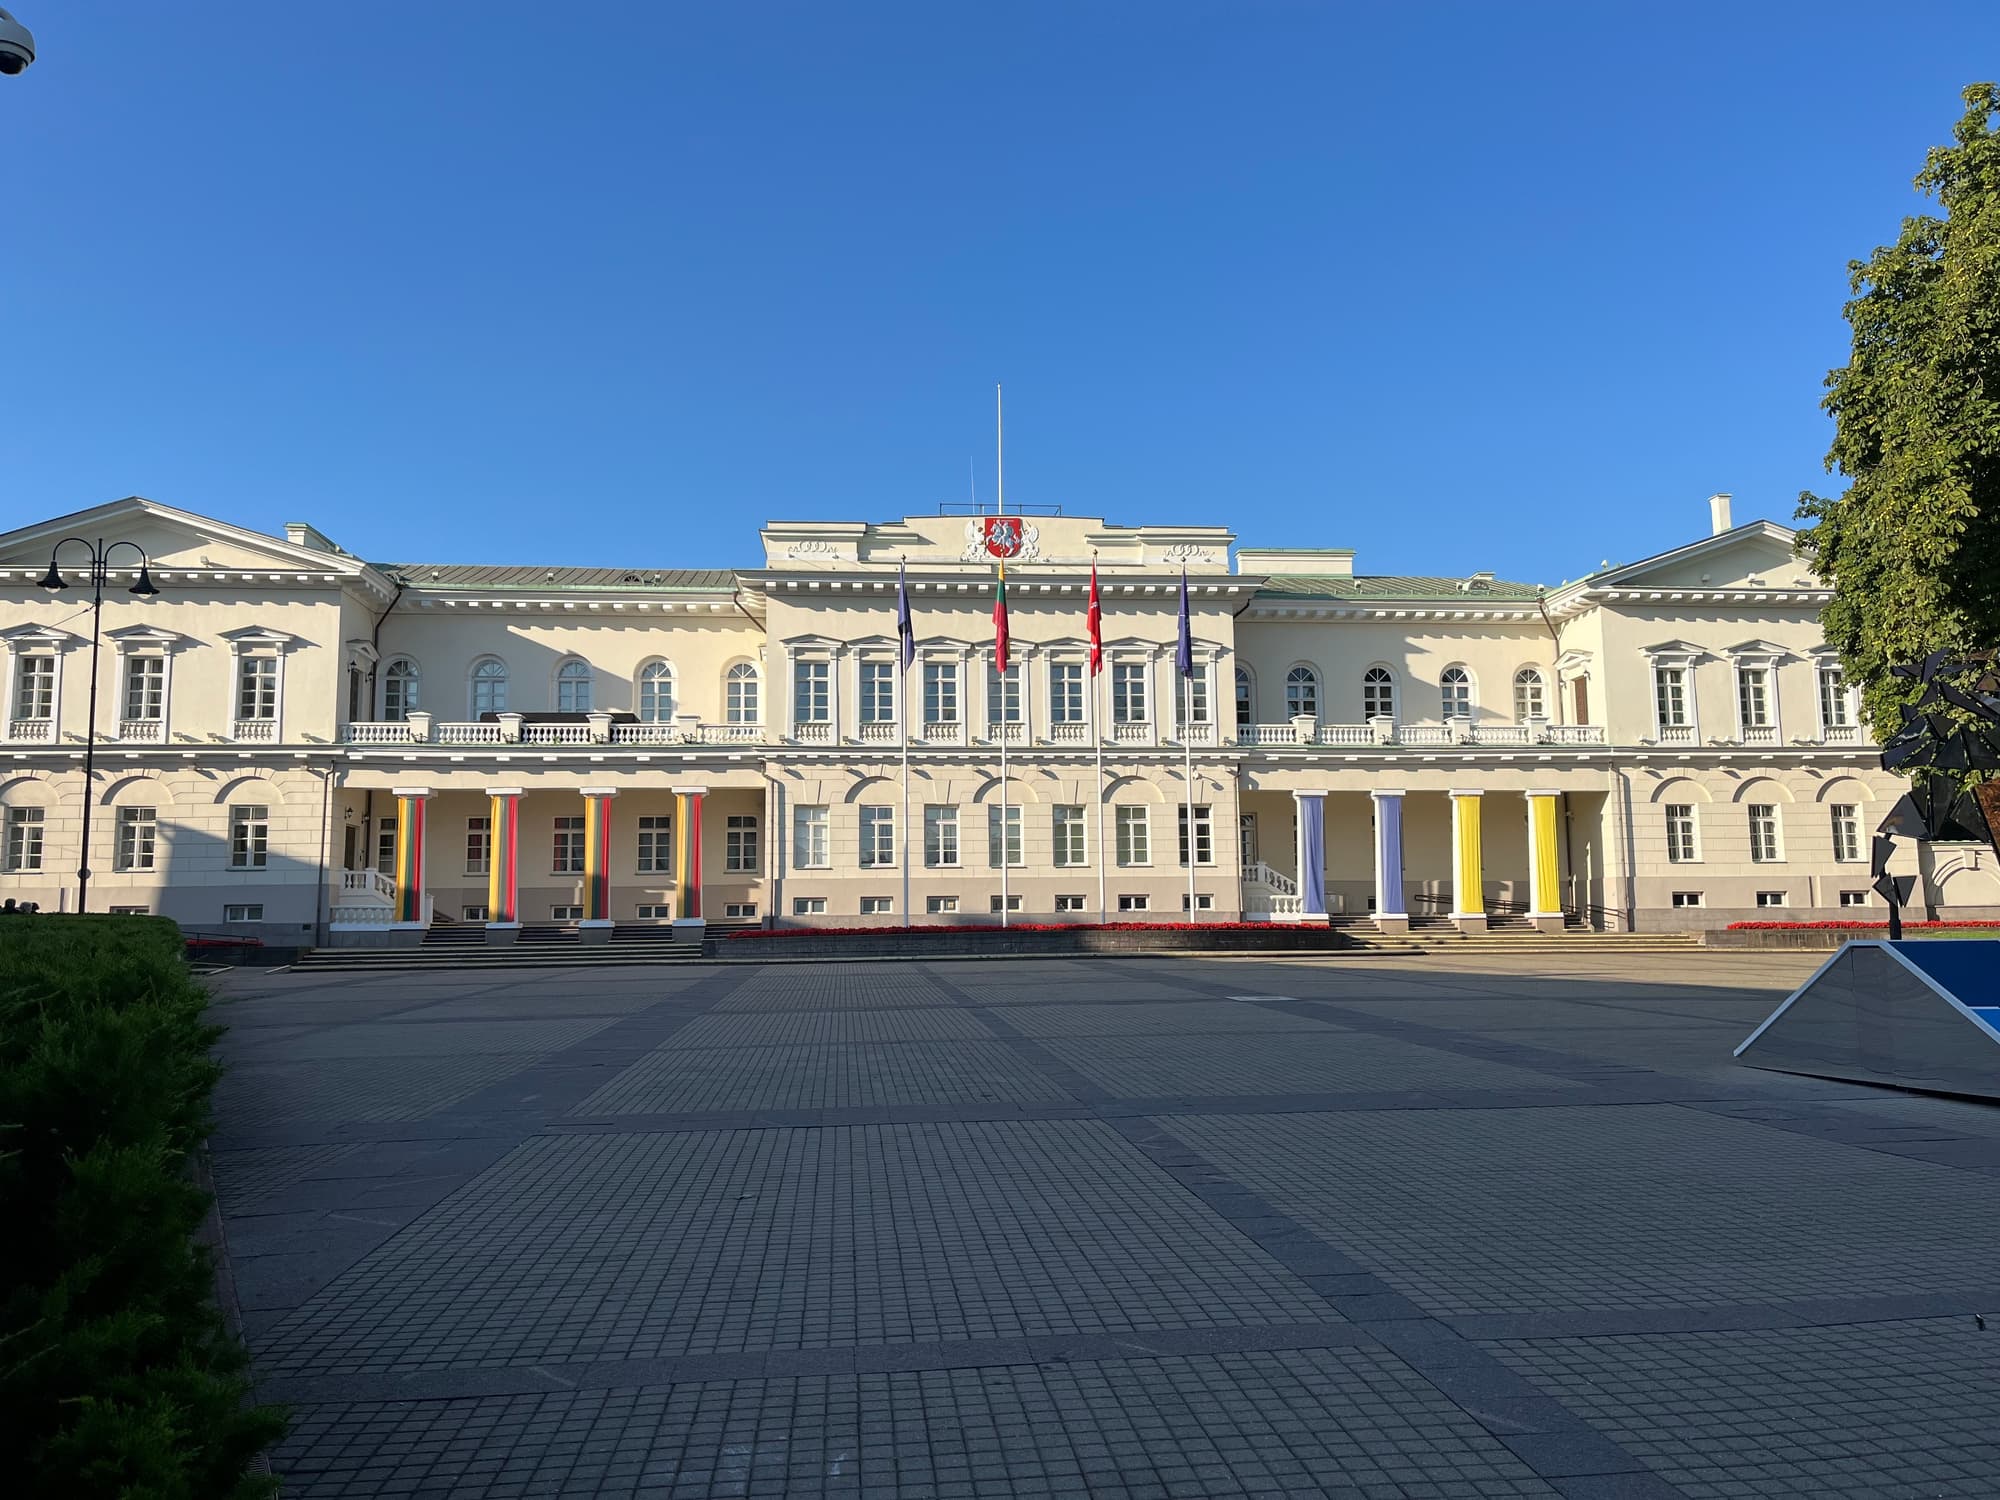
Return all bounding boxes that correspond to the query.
[41,538,159,914]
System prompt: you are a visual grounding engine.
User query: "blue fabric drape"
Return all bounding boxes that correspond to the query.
[1299,794,1326,916]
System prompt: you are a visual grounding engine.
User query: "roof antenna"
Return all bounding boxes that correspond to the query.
[969,454,977,513]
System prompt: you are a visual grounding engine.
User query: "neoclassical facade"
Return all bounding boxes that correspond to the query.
[2,495,1991,943]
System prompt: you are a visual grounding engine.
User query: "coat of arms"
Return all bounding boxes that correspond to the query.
[960,516,1041,562]
[983,515,1025,559]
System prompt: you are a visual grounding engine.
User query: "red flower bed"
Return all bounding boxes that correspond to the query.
[730,921,1284,940]
[1725,919,2000,931]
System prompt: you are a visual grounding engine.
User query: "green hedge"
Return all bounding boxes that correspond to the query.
[0,915,284,1498]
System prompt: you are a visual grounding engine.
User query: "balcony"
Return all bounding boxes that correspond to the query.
[8,717,53,742]
[437,721,504,744]
[521,723,592,745]
[921,720,964,745]
[1740,725,1780,747]
[1046,721,1090,744]
[857,721,899,744]
[1656,724,1697,747]
[233,718,277,741]
[984,721,1027,745]
[118,717,164,742]
[1820,723,1864,745]
[1237,720,1609,750]
[1110,721,1152,744]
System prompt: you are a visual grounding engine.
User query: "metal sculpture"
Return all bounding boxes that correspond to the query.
[1872,651,2000,935]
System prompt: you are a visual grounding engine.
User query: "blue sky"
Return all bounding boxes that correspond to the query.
[4,3,1995,583]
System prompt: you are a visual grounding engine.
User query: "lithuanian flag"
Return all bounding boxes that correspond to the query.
[993,560,1010,676]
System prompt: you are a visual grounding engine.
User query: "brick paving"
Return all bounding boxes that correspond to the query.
[202,950,2000,1497]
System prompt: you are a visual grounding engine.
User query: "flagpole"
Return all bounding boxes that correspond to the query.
[899,557,911,929]
[1185,726,1198,924]
[1177,569,1200,924]
[996,383,1009,929]
[1091,554,1107,925]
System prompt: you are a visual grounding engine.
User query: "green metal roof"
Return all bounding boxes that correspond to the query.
[1252,574,1546,603]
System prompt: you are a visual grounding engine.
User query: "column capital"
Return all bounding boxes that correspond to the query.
[1448,788,1485,800]
[1370,787,1407,800]
[1290,788,1331,800]
[391,785,435,799]
[580,785,620,799]
[488,786,526,798]
[671,784,710,797]
[1525,788,1563,799]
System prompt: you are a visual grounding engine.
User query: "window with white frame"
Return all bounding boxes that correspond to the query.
[1176,671,1209,727]
[1654,664,1690,729]
[1285,665,1319,719]
[924,805,959,867]
[224,904,265,923]
[987,804,1023,867]
[1182,893,1215,912]
[13,655,54,722]
[860,896,894,915]
[1664,804,1698,863]
[1235,667,1253,729]
[1118,893,1150,912]
[551,904,584,921]
[1830,804,1861,862]
[792,659,830,723]
[725,662,760,723]
[1755,891,1787,908]
[556,659,594,713]
[1748,804,1781,863]
[987,661,1022,725]
[1440,666,1472,720]
[638,661,675,722]
[1362,666,1395,720]
[989,894,1022,913]
[725,814,759,872]
[464,904,490,922]
[1840,890,1868,908]
[115,806,157,871]
[637,904,672,919]
[236,656,278,722]
[383,658,419,721]
[1055,894,1087,913]
[552,815,586,874]
[1116,806,1151,866]
[1178,805,1215,866]
[859,806,895,867]
[1053,805,1086,867]
[471,658,508,715]
[230,805,269,870]
[1050,662,1085,724]
[5,806,46,871]
[376,817,396,874]
[123,656,164,723]
[923,660,959,723]
[1736,666,1772,730]
[1112,663,1148,723]
[1513,667,1545,722]
[793,896,826,916]
[107,905,150,916]
[859,660,896,724]
[636,814,673,873]
[1819,665,1854,730]
[793,804,829,868]
[465,815,491,875]
[724,901,758,919]
[1671,891,1704,908]
[926,895,959,914]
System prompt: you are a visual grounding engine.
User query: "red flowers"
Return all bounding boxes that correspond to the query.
[1724,919,2000,931]
[730,921,1285,940]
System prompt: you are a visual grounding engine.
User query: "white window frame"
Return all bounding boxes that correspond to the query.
[13,653,56,722]
[1049,661,1085,725]
[924,804,959,868]
[860,896,895,915]
[725,814,759,873]
[551,814,586,875]
[465,815,491,876]
[859,806,895,868]
[1234,666,1254,730]
[1735,665,1774,734]
[1747,803,1782,864]
[1115,806,1151,867]
[987,659,1023,727]
[1117,893,1150,913]
[1053,804,1086,868]
[725,662,761,724]
[923,659,960,725]
[555,658,595,714]
[1664,804,1698,863]
[987,803,1023,868]
[115,805,158,872]
[1830,804,1861,863]
[383,657,420,722]
[235,654,280,725]
[1178,804,1215,867]
[1361,665,1396,722]
[793,804,830,869]
[1176,667,1210,731]
[223,903,265,923]
[638,660,676,723]
[120,653,167,730]
[1652,662,1694,735]
[989,894,1022,914]
[636,813,673,874]
[1670,891,1704,908]
[470,656,509,716]
[5,805,47,872]
[1439,665,1473,721]
[1816,659,1857,736]
[793,896,827,916]
[925,895,959,914]
[1512,667,1546,723]
[1112,662,1148,724]
[1285,665,1319,719]
[229,805,270,870]
[859,660,897,725]
[1055,894,1087,913]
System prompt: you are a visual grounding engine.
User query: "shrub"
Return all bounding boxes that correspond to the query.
[0,914,284,1498]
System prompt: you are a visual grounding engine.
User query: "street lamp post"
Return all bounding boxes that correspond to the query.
[41,539,159,914]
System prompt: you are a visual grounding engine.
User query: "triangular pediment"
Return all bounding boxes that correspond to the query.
[1597,522,1812,591]
[1640,639,1708,659]
[0,497,385,584]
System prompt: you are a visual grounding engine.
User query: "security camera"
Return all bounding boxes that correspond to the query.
[0,8,35,75]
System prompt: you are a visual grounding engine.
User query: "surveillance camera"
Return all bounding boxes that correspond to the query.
[0,8,35,75]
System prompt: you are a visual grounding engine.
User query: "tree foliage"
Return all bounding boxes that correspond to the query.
[1797,82,2000,734]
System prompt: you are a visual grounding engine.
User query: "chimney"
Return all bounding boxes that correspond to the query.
[1708,493,1733,536]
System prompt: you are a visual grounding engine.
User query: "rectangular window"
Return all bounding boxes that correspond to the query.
[724,901,758,919]
[636,903,674,919]
[552,815,585,874]
[465,815,491,876]
[792,660,830,723]
[793,805,829,869]
[1182,893,1215,912]
[115,806,157,872]
[1830,804,1861,863]
[1055,894,1087,912]
[230,805,269,870]
[793,896,827,916]
[924,805,959,867]
[1653,665,1689,728]
[725,814,759,873]
[1176,671,1210,727]
[223,904,264,922]
[989,894,1022,913]
[4,807,45,872]
[987,662,1022,724]
[1050,663,1085,724]
[464,904,489,922]
[1664,804,1698,863]
[987,804,1023,868]
[237,656,278,721]
[1178,805,1215,867]
[107,905,150,915]
[376,818,396,875]
[1118,893,1150,912]
[1053,804,1086,867]
[859,806,895,867]
[1755,891,1787,908]
[123,656,164,721]
[1670,891,1703,908]
[1839,890,1868,908]
[1748,804,1781,863]
[923,661,959,724]
[860,896,894,915]
[1737,667,1771,730]
[13,655,54,720]
[1112,663,1148,723]
[1819,666,1852,729]
[636,814,673,874]
[551,905,583,921]
[860,660,896,724]
[1116,806,1151,866]
[926,895,960,914]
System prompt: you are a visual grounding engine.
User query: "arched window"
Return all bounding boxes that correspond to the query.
[1234,667,1253,730]
[1363,666,1396,721]
[1285,665,1319,719]
[1513,667,1546,722]
[1440,666,1472,721]
[638,661,675,722]
[726,662,760,724]
[470,658,508,716]
[383,659,419,722]
[556,659,594,713]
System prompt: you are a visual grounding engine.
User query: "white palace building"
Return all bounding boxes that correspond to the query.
[1,493,1992,945]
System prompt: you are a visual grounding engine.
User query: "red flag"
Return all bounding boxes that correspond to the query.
[993,560,1010,676]
[1087,563,1103,675]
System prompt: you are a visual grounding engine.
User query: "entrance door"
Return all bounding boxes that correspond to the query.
[343,825,361,870]
[1239,813,1259,869]
[1572,675,1590,724]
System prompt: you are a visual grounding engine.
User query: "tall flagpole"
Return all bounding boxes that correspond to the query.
[996,383,1009,928]
[1185,723,1198,923]
[1092,554,1107,925]
[899,557,911,928]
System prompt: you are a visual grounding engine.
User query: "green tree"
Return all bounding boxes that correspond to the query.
[1797,82,2000,733]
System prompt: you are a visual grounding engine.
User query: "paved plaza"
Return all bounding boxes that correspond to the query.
[204,951,2000,1498]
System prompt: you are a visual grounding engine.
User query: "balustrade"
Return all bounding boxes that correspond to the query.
[348,722,414,744]
[1314,723,1374,746]
[117,718,164,742]
[436,721,503,744]
[857,721,899,744]
[792,720,833,745]
[233,719,277,741]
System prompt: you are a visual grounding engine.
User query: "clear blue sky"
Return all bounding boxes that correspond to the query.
[4,3,1995,583]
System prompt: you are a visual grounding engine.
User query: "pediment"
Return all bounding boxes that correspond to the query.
[1723,638,1791,659]
[220,625,306,654]
[1640,639,1708,659]
[1,622,86,652]
[0,497,381,582]
[106,624,197,653]
[1598,522,1811,591]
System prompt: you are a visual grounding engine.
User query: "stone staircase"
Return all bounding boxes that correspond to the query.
[291,921,712,972]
